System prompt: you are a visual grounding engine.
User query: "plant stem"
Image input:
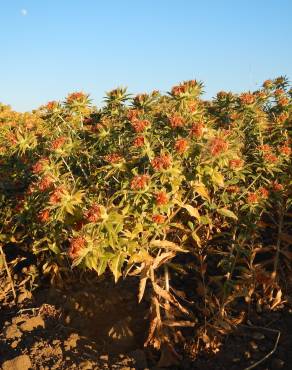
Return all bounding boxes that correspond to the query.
[0,244,16,303]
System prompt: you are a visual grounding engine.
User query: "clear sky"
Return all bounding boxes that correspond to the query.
[1,0,291,111]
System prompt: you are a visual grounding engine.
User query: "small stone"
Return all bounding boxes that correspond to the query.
[2,355,32,370]
[10,340,19,348]
[20,316,45,332]
[252,332,265,340]
[244,351,251,359]
[249,340,258,350]
[4,324,22,339]
[17,289,32,303]
[271,358,285,369]
[64,333,79,350]
[80,360,93,370]
[232,357,241,363]
[12,316,26,325]
[100,354,109,361]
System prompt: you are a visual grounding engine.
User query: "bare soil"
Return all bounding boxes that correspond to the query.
[0,270,291,370]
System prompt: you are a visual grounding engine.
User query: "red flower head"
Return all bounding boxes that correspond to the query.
[188,100,198,112]
[247,192,258,204]
[49,187,65,204]
[175,138,188,154]
[229,159,243,169]
[38,209,50,223]
[133,136,145,148]
[259,187,269,199]
[67,92,86,103]
[104,153,123,164]
[130,174,150,190]
[131,119,150,132]
[151,154,172,171]
[171,84,187,96]
[274,89,285,96]
[68,236,86,259]
[127,109,141,122]
[258,144,272,153]
[264,153,278,163]
[46,101,58,110]
[51,136,66,150]
[272,182,284,192]
[226,185,240,193]
[155,191,168,206]
[152,214,166,224]
[209,137,229,156]
[277,112,289,124]
[32,158,49,174]
[279,145,291,156]
[84,204,101,223]
[278,97,289,107]
[190,122,205,138]
[38,175,54,192]
[240,93,255,105]
[169,114,185,128]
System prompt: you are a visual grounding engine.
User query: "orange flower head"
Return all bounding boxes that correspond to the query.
[105,153,123,164]
[277,112,289,124]
[209,137,229,156]
[127,109,141,122]
[258,144,272,153]
[259,187,269,199]
[84,204,101,223]
[133,136,145,148]
[264,153,278,163]
[151,154,172,171]
[229,159,243,169]
[226,185,240,193]
[169,114,185,128]
[131,119,150,132]
[67,92,86,103]
[38,175,54,192]
[278,97,289,107]
[190,122,205,138]
[49,187,65,204]
[155,191,168,206]
[274,89,285,96]
[247,192,258,204]
[272,182,284,192]
[32,158,49,174]
[240,93,255,105]
[51,136,66,150]
[68,236,86,259]
[46,101,58,110]
[38,209,50,223]
[152,214,166,224]
[175,138,188,154]
[130,174,150,190]
[279,145,291,156]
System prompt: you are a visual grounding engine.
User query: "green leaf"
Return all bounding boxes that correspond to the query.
[109,252,126,282]
[217,208,238,220]
[183,204,201,221]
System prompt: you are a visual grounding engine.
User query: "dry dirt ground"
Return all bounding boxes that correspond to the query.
[0,270,292,370]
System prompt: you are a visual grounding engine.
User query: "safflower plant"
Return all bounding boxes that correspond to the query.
[0,77,291,359]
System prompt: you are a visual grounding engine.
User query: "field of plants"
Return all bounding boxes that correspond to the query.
[0,77,291,369]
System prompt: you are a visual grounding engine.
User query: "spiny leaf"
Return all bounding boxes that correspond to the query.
[217,208,238,220]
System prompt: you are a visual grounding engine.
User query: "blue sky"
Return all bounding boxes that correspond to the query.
[1,0,291,111]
